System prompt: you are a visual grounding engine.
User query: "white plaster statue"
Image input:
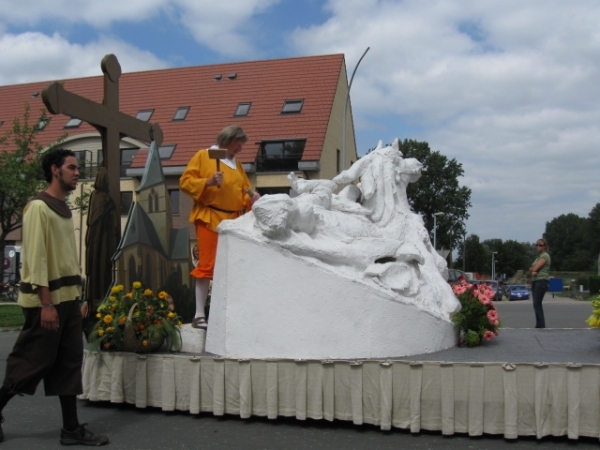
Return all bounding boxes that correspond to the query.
[218,139,459,321]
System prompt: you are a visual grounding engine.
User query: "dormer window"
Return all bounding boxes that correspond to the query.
[173,107,189,121]
[281,99,303,114]
[234,103,251,117]
[136,109,154,121]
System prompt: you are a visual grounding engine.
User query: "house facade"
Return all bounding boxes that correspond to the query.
[1,54,358,275]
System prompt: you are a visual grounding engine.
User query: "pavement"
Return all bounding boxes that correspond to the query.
[0,293,598,449]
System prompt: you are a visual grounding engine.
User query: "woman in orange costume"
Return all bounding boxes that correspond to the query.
[180,126,260,329]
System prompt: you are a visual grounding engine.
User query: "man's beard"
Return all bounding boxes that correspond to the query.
[58,170,77,192]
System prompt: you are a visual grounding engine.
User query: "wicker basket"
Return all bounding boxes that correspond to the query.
[122,303,164,353]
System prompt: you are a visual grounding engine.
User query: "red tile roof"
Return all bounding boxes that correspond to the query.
[0,54,346,167]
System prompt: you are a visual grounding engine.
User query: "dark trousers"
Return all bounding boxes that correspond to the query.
[531,279,549,329]
[3,300,83,396]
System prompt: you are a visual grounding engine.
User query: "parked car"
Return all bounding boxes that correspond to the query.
[482,280,504,301]
[507,284,530,301]
[447,269,467,285]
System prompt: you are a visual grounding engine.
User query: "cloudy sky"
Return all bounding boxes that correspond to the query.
[1,0,599,245]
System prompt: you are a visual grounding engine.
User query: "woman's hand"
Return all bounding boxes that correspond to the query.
[206,172,223,187]
[250,191,261,205]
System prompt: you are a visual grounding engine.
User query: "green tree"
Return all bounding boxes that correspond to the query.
[544,213,592,271]
[587,203,600,258]
[456,234,488,274]
[0,104,56,282]
[396,139,472,253]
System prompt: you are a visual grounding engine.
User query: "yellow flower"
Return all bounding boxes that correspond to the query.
[106,327,114,333]
[133,281,142,290]
[142,340,148,347]
[167,312,176,319]
[144,289,153,296]
[103,315,113,324]
[111,285,124,294]
[586,315,599,327]
[108,296,117,302]
[118,315,127,324]
[177,320,182,326]
[96,313,102,319]
[97,329,104,337]
[158,291,168,299]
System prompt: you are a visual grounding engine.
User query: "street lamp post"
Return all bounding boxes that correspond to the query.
[342,47,370,173]
[433,212,444,250]
[492,251,498,280]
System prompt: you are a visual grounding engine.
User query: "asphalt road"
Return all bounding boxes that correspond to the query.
[0,293,597,449]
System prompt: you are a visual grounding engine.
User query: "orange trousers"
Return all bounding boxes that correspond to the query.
[191,222,218,279]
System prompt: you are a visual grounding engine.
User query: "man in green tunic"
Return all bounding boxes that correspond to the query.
[0,149,108,446]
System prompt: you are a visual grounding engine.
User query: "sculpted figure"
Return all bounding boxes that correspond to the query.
[223,139,458,318]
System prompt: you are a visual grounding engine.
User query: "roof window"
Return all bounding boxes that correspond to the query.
[159,144,176,160]
[234,103,251,117]
[214,74,222,81]
[64,117,82,128]
[228,73,237,80]
[136,109,154,122]
[37,118,50,131]
[281,99,304,114]
[173,107,190,121]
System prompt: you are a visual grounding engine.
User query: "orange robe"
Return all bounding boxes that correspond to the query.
[180,149,252,278]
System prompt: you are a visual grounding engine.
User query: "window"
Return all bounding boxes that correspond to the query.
[158,144,176,160]
[281,99,304,114]
[37,118,50,131]
[121,191,133,216]
[169,189,180,215]
[257,140,306,172]
[136,110,154,121]
[64,117,82,128]
[234,103,251,117]
[120,148,139,177]
[0,121,4,127]
[173,107,189,121]
[336,149,341,174]
[73,150,93,180]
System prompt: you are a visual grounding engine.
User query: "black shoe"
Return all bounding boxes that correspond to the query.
[60,423,108,446]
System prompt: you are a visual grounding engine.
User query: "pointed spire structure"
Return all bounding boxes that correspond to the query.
[138,141,165,191]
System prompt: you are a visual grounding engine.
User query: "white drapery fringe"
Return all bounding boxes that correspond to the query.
[81,351,600,440]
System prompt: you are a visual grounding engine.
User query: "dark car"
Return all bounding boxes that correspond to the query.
[447,269,467,285]
[507,284,530,301]
[482,280,504,301]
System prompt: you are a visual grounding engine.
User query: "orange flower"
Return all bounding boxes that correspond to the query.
[142,340,148,347]
[118,316,126,324]
[103,315,113,324]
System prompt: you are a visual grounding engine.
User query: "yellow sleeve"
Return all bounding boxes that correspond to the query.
[180,150,212,202]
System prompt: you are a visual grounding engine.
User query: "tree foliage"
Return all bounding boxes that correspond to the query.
[395,139,472,253]
[0,104,55,281]
[544,213,593,271]
[456,235,534,278]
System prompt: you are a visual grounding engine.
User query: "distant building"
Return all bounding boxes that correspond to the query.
[1,54,359,275]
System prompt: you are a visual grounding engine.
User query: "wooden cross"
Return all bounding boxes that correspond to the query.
[42,54,163,219]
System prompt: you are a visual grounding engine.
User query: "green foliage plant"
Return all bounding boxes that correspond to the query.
[450,280,500,347]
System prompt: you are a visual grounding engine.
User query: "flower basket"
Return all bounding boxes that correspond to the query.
[450,280,501,347]
[88,282,182,353]
[122,303,164,353]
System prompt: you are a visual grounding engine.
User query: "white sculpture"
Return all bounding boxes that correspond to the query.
[206,140,460,359]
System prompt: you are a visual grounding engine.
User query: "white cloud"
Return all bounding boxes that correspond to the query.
[288,0,600,242]
[0,32,168,85]
[0,0,168,28]
[172,0,280,58]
